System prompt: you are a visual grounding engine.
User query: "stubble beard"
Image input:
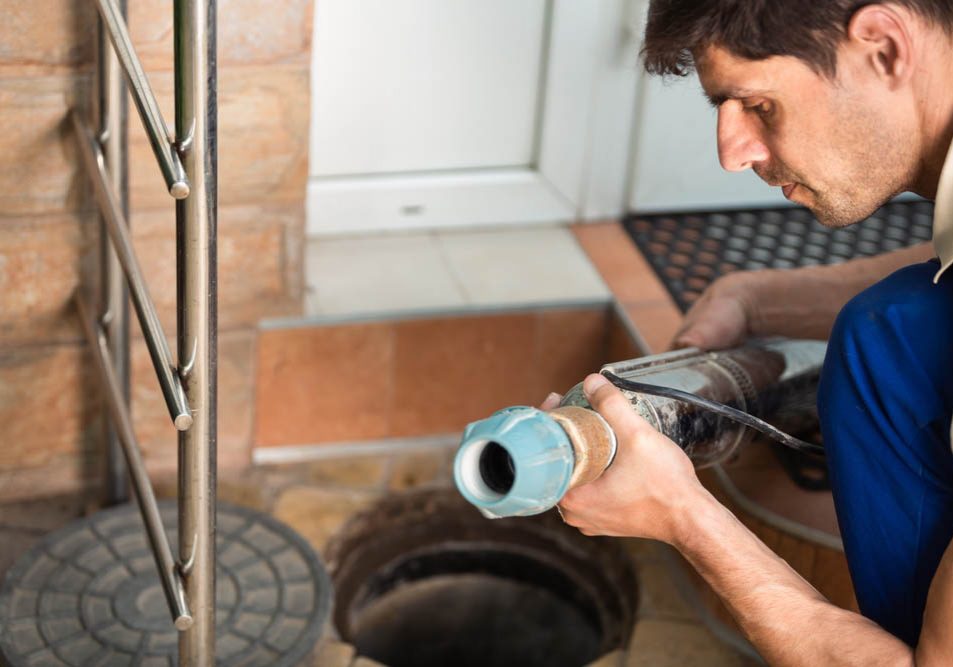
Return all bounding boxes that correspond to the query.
[768,121,912,230]
[808,186,878,229]
[817,101,916,228]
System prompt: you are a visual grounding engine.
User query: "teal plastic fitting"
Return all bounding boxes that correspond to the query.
[453,406,575,519]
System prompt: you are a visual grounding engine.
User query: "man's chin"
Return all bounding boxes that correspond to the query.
[804,196,874,229]
[809,208,855,229]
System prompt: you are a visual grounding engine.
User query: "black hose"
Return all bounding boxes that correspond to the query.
[601,371,825,455]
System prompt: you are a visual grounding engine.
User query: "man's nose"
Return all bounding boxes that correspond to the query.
[717,104,769,172]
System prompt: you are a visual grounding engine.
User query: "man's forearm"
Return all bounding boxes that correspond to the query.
[674,488,914,667]
[747,242,934,340]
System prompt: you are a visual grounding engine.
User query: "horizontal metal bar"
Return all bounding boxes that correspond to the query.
[72,110,193,432]
[75,292,194,631]
[92,0,190,200]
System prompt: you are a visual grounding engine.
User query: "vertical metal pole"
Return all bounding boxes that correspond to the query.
[175,0,217,663]
[96,0,131,505]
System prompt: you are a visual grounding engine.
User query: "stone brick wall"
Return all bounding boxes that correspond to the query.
[0,0,313,500]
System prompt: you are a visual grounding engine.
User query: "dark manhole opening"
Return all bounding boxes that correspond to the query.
[326,489,639,667]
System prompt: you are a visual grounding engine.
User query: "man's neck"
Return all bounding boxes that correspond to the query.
[911,33,953,199]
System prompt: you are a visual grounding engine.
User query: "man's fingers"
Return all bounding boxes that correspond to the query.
[671,333,701,350]
[556,504,600,537]
[582,373,653,441]
[539,392,562,411]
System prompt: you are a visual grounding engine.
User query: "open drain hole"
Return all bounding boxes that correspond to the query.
[326,489,638,667]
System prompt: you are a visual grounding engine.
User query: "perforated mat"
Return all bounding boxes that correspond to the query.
[622,200,934,312]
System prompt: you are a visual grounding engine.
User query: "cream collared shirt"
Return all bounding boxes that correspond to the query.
[933,138,953,282]
[931,138,953,446]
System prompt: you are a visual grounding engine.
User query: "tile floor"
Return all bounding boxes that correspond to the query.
[0,222,770,665]
[303,225,610,318]
[0,446,759,666]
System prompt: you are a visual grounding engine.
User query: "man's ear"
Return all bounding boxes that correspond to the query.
[844,4,914,87]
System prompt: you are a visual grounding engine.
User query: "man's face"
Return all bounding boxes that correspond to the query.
[695,45,916,227]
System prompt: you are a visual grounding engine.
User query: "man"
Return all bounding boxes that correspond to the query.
[556,1,953,664]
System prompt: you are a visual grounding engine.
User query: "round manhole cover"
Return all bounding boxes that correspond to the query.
[0,500,331,666]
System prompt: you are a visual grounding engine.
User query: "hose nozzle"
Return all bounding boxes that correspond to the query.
[454,406,616,518]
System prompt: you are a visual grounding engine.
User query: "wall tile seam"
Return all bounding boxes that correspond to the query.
[0,55,312,77]
[0,324,260,353]
[20,204,307,225]
[132,59,313,77]
[125,199,307,215]
[278,219,306,308]
[158,55,313,72]
[0,67,95,79]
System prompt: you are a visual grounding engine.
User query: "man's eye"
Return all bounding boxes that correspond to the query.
[746,102,772,117]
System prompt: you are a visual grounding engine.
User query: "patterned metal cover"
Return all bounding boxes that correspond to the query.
[0,501,331,666]
[623,200,934,312]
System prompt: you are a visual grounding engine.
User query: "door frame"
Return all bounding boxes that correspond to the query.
[306,0,641,235]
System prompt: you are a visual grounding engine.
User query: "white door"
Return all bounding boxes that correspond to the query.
[307,0,640,235]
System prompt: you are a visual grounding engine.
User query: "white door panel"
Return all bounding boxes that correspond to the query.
[308,0,639,235]
[310,0,546,177]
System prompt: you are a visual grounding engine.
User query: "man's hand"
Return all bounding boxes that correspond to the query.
[554,379,940,666]
[539,392,562,411]
[557,373,704,543]
[671,271,757,350]
[673,244,936,349]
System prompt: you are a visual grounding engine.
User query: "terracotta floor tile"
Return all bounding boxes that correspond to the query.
[636,558,697,622]
[531,306,612,399]
[586,650,625,667]
[607,308,648,361]
[389,313,536,437]
[776,531,818,580]
[387,450,450,491]
[572,222,673,305]
[255,323,395,446]
[307,456,390,491]
[271,485,380,556]
[310,638,356,667]
[626,619,752,667]
[812,546,858,611]
[216,473,276,513]
[622,301,684,355]
[720,443,840,538]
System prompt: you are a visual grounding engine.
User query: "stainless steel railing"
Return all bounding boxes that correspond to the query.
[92,0,190,199]
[94,0,130,506]
[72,0,217,663]
[72,111,193,431]
[75,294,193,630]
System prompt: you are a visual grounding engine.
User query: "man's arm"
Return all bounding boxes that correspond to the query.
[559,374,953,667]
[680,484,953,666]
[673,242,935,349]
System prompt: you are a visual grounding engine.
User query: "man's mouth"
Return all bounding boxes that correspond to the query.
[781,183,797,199]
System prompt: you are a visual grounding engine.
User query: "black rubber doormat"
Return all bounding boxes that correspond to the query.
[621,200,934,313]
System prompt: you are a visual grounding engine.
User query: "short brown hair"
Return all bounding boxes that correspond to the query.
[643,0,953,77]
